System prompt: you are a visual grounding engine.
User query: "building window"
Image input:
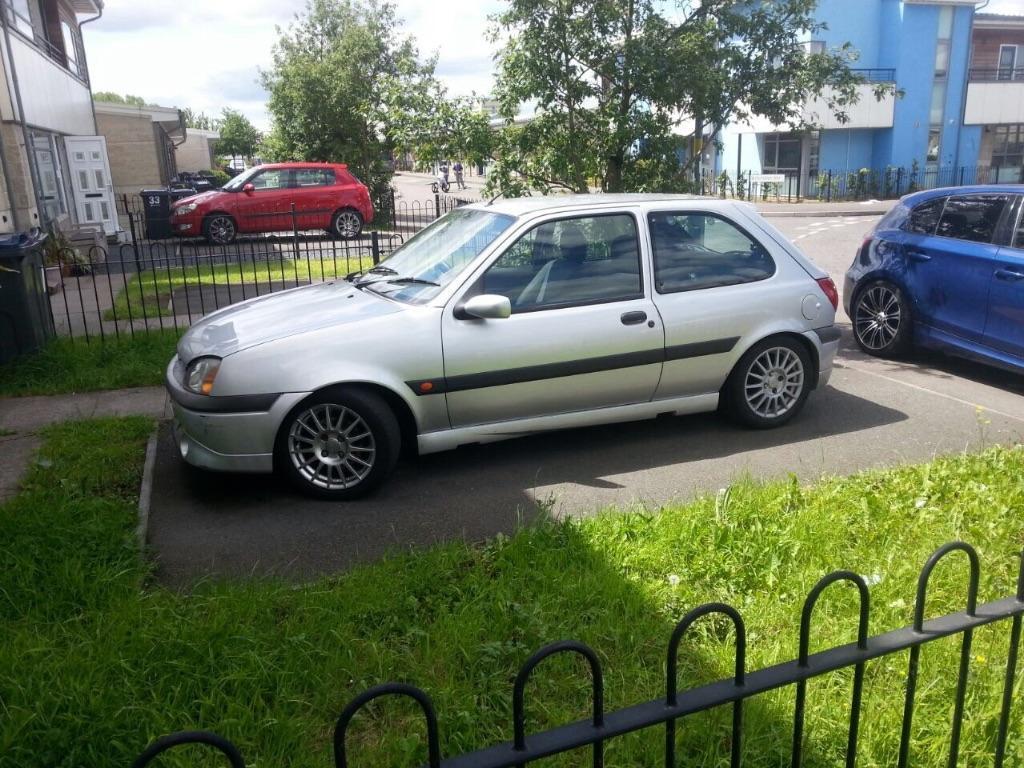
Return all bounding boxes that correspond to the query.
[60,20,84,79]
[806,40,825,55]
[927,129,941,164]
[998,45,1020,81]
[3,0,34,37]
[763,133,802,173]
[927,5,954,169]
[991,125,1023,183]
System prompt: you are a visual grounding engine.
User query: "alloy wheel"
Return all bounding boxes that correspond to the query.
[335,211,361,238]
[854,284,902,351]
[287,403,376,490]
[743,346,805,419]
[207,216,235,244]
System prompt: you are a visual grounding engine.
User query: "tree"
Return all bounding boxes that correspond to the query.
[384,84,494,169]
[216,108,261,165]
[93,91,147,106]
[182,108,219,131]
[261,0,436,213]
[489,0,893,195]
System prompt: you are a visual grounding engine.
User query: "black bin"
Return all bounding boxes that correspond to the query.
[140,188,172,239]
[0,230,55,363]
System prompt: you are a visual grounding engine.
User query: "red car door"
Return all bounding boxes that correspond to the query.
[235,167,293,233]
[292,167,336,230]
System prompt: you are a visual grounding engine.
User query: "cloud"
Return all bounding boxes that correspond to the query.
[205,68,268,103]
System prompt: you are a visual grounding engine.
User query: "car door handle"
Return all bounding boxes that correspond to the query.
[906,248,931,263]
[995,269,1024,282]
[620,311,647,325]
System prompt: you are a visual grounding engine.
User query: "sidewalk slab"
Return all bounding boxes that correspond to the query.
[0,386,167,432]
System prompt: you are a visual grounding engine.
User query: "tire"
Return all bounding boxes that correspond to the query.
[203,214,237,245]
[274,387,400,500]
[724,337,812,429]
[330,208,363,239]
[851,279,913,358]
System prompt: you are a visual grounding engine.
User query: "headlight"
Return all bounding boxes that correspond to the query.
[184,356,221,395]
[174,203,198,215]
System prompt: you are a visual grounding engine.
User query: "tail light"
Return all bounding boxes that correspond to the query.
[816,277,839,310]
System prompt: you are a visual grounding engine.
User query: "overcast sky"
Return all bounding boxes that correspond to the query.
[83,0,1024,132]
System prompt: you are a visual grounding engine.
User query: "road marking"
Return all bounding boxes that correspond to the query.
[835,360,1024,425]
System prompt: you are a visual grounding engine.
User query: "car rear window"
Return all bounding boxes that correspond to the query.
[902,197,945,235]
[935,195,1008,244]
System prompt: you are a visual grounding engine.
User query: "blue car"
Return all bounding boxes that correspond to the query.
[844,185,1024,374]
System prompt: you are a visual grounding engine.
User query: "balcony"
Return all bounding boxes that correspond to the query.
[964,69,1024,125]
[4,33,94,135]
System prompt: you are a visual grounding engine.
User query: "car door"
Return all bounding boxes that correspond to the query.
[441,211,663,428]
[646,210,790,398]
[902,194,1010,343]
[235,167,293,233]
[292,167,336,230]
[984,195,1024,357]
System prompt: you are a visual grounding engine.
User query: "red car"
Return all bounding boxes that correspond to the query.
[170,162,374,244]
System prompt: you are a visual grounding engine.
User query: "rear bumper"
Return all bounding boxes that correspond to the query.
[809,326,841,389]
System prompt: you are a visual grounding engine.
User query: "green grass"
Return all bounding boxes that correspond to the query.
[1,421,1023,767]
[106,254,375,320]
[0,330,179,396]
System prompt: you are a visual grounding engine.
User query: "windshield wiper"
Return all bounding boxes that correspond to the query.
[351,264,401,287]
[387,277,440,287]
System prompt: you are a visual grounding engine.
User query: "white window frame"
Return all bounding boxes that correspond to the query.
[998,45,1020,81]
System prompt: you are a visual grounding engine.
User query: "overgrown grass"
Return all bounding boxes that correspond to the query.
[1,421,1022,767]
[106,254,375,320]
[0,330,179,396]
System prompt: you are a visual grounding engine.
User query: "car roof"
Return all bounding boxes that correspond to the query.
[254,162,349,170]
[902,184,1024,205]
[466,193,741,218]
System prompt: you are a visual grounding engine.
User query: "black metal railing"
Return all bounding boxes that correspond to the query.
[132,541,1024,767]
[43,191,479,343]
[850,67,896,82]
[969,67,1024,82]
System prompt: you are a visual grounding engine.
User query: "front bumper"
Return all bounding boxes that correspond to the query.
[170,211,203,236]
[166,356,309,473]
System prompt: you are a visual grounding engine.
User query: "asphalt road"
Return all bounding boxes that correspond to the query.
[147,209,1024,586]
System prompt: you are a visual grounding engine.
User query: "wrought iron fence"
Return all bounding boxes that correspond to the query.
[44,191,479,342]
[131,541,1023,767]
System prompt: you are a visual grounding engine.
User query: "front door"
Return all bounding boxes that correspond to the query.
[65,136,117,235]
[985,198,1024,357]
[905,194,1010,343]
[441,211,663,428]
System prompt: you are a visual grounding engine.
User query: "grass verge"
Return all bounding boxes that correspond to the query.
[0,330,179,396]
[1,421,1022,767]
[105,254,375,320]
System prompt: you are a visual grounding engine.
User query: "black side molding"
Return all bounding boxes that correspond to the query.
[813,326,842,344]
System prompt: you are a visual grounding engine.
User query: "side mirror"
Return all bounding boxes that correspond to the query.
[458,294,511,320]
[242,183,255,195]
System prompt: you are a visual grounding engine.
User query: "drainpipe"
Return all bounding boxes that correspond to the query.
[78,4,104,135]
[0,10,45,231]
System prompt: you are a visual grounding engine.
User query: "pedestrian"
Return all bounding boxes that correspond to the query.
[453,160,465,189]
[439,160,449,185]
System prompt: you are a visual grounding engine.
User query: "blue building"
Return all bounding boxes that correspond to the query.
[717,0,1024,196]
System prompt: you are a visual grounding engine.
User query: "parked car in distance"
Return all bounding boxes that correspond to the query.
[845,185,1024,374]
[166,194,841,499]
[170,162,374,244]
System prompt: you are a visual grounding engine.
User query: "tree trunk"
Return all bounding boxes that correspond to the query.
[606,153,624,192]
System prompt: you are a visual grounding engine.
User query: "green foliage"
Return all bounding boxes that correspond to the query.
[216,108,261,162]
[204,168,231,187]
[261,0,434,214]
[182,107,219,131]
[386,87,494,168]
[2,417,1024,766]
[92,91,148,106]
[0,330,180,396]
[488,0,894,195]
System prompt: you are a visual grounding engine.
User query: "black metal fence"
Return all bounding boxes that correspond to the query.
[700,164,1024,203]
[132,541,1023,767]
[45,191,478,342]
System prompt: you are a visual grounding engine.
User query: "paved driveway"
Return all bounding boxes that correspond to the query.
[146,210,1024,586]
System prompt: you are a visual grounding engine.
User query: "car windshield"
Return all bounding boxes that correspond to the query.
[221,167,262,191]
[356,208,515,304]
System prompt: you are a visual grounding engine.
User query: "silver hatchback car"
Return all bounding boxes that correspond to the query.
[166,194,840,499]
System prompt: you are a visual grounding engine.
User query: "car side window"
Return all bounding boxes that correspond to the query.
[293,169,335,187]
[250,169,289,190]
[1014,200,1024,249]
[648,212,774,294]
[481,214,642,312]
[902,198,945,235]
[935,195,1009,244]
